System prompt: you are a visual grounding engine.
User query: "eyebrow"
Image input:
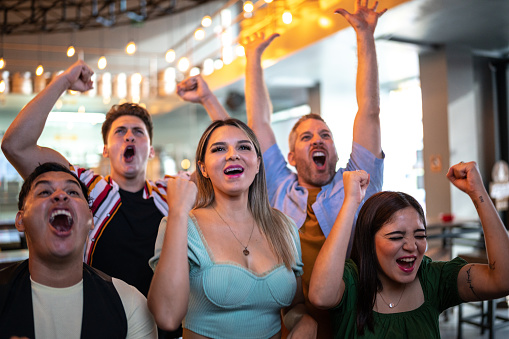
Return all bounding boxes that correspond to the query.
[210,140,252,147]
[33,179,82,190]
[385,229,426,236]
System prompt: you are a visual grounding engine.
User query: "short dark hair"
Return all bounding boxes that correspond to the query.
[18,162,90,210]
[288,113,329,152]
[350,191,426,335]
[101,103,153,144]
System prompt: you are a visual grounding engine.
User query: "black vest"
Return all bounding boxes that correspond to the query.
[0,260,128,339]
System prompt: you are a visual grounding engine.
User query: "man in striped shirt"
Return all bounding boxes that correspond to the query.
[2,60,179,337]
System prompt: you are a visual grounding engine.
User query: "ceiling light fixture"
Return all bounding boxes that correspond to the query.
[282,11,292,24]
[98,56,107,70]
[126,41,136,55]
[201,16,212,27]
[243,1,254,13]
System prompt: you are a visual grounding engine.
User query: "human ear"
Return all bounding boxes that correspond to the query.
[288,152,296,167]
[148,146,155,159]
[198,161,208,178]
[102,145,109,158]
[15,211,26,232]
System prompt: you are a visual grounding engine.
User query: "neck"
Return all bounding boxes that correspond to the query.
[28,255,83,288]
[212,191,251,220]
[110,171,146,193]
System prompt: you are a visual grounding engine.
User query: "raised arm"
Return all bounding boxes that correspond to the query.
[176,75,229,121]
[243,32,279,154]
[1,60,94,179]
[336,0,386,158]
[147,177,196,331]
[309,170,370,309]
[448,162,509,301]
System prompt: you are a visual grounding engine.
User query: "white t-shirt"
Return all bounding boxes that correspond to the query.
[31,277,157,339]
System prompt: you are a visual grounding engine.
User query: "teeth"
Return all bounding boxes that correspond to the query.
[50,210,71,219]
[399,258,415,262]
[225,167,242,173]
[313,151,325,157]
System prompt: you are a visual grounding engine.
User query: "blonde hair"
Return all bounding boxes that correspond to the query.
[195,119,298,269]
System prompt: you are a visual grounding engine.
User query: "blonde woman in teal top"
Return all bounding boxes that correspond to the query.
[148,119,317,338]
[309,162,509,338]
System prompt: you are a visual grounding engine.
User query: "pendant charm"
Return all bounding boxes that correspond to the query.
[389,303,394,308]
[243,248,250,256]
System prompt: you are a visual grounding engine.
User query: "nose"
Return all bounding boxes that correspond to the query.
[402,238,418,252]
[227,147,240,161]
[311,134,323,145]
[125,130,135,142]
[51,190,69,202]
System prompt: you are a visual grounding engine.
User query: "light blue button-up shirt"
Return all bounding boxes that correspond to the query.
[263,142,384,250]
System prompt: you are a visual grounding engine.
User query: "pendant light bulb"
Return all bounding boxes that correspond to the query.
[243,1,254,13]
[67,46,75,57]
[0,80,5,93]
[98,56,107,70]
[126,41,136,55]
[282,11,293,24]
[36,65,44,76]
[194,28,205,41]
[165,49,176,63]
[0,58,5,69]
[177,57,190,72]
[201,16,212,27]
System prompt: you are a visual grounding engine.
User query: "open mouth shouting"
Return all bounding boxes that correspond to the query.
[49,209,73,236]
[396,256,417,273]
[124,145,136,162]
[224,165,244,178]
[312,150,327,169]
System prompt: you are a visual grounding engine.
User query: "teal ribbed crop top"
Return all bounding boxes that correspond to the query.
[150,214,303,339]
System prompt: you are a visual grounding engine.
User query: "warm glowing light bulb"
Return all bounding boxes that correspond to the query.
[265,0,273,3]
[282,11,292,24]
[236,45,245,57]
[0,58,4,69]
[190,67,200,76]
[318,16,332,28]
[132,73,142,84]
[243,1,254,13]
[165,49,176,63]
[36,65,44,76]
[67,46,75,57]
[126,41,136,55]
[0,80,5,93]
[181,159,191,170]
[178,57,190,72]
[98,56,107,70]
[194,28,205,41]
[214,59,224,70]
[201,16,212,27]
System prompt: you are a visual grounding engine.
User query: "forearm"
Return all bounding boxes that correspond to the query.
[245,52,276,153]
[309,199,360,308]
[201,93,230,121]
[352,31,382,157]
[147,212,190,331]
[2,74,70,177]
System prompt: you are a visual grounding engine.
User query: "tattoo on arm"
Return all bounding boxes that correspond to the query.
[466,265,481,300]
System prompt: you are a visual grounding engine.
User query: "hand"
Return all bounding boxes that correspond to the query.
[165,177,197,213]
[241,32,280,59]
[446,161,486,197]
[343,170,370,204]
[335,0,387,35]
[287,314,317,339]
[61,60,94,92]
[176,75,212,104]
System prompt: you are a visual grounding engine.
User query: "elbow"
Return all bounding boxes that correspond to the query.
[308,288,334,310]
[147,296,186,331]
[1,138,15,158]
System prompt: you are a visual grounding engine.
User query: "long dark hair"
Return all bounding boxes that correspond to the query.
[350,191,426,335]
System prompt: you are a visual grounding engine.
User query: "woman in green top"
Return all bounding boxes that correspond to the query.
[309,162,509,338]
